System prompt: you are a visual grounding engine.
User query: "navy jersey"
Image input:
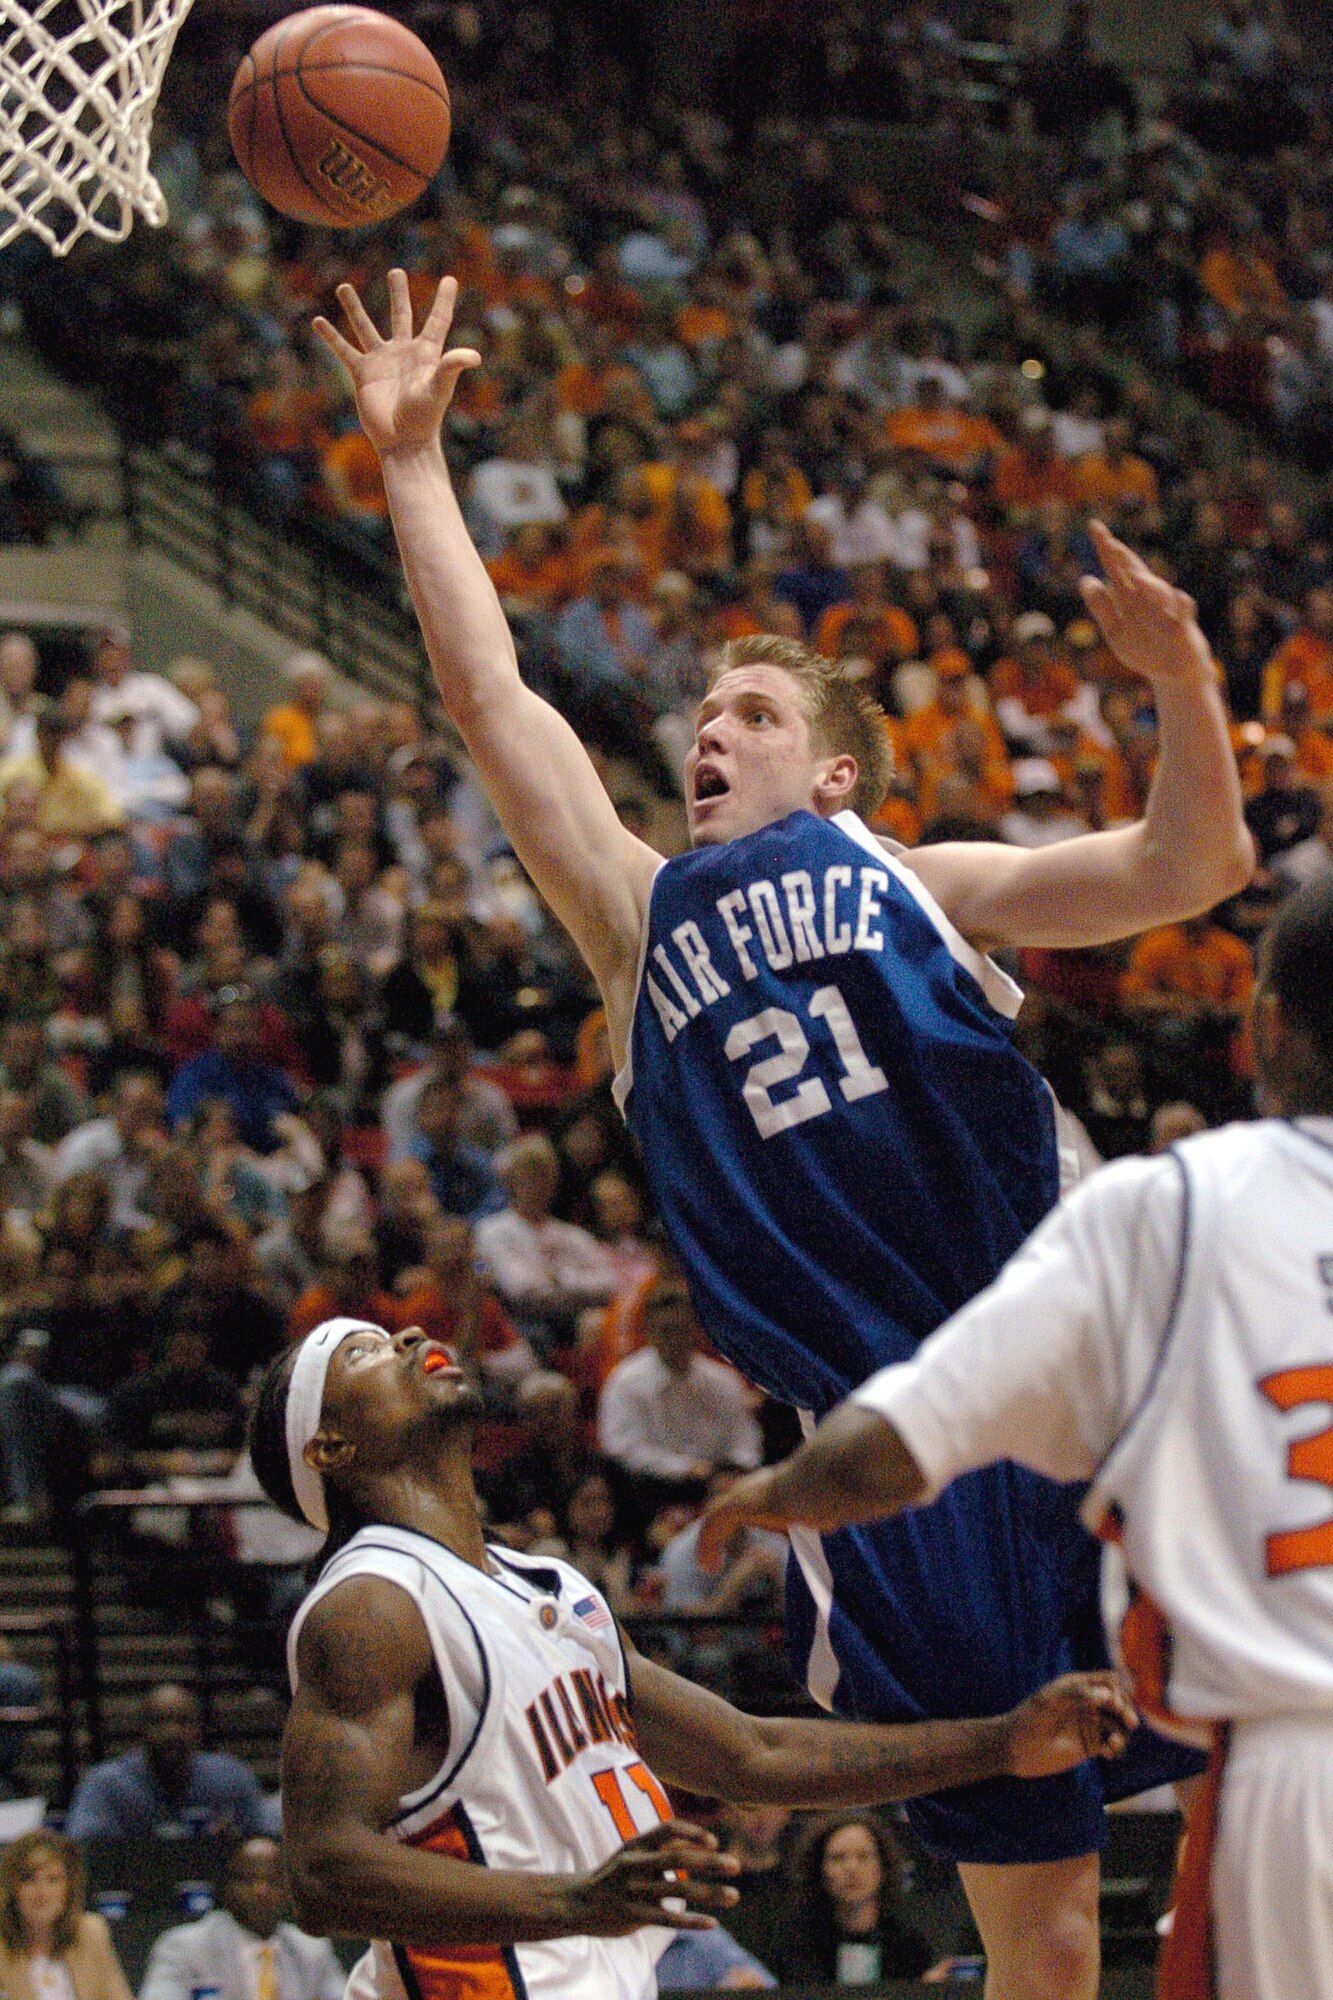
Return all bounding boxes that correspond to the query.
[618,810,1201,1862]
[618,809,1062,1410]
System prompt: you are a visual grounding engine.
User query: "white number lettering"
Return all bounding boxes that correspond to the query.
[725,986,888,1137]
[809,987,889,1103]
[724,1008,832,1139]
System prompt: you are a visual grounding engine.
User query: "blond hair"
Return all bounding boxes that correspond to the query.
[711,635,891,818]
[0,1832,84,1956]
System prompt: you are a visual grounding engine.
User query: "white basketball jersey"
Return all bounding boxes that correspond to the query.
[1085,1120,1333,1735]
[287,1525,674,2000]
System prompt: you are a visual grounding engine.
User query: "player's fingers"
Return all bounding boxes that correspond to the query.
[696,1502,741,1572]
[624,1819,718,1854]
[438,348,483,382]
[336,282,383,351]
[387,266,413,343]
[311,316,361,372]
[1077,576,1121,634]
[420,274,459,346]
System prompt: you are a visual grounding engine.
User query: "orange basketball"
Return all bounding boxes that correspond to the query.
[227,5,451,229]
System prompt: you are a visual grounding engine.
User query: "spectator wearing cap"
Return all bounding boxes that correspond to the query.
[88,625,199,757]
[381,1017,518,1164]
[1000,759,1091,847]
[1244,735,1324,861]
[261,653,333,772]
[166,988,301,1154]
[0,704,124,838]
[989,612,1082,751]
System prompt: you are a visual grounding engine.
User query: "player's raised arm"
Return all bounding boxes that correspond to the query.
[627,1641,1135,1808]
[283,1576,738,1946]
[312,273,658,1017]
[905,521,1254,950]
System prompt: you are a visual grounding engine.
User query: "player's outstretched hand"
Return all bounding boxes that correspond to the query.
[1003,1671,1138,1779]
[1079,519,1213,688]
[697,1467,788,1571]
[312,270,481,459]
[566,1821,740,1937]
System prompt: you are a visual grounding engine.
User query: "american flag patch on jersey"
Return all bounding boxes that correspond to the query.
[573,1594,612,1633]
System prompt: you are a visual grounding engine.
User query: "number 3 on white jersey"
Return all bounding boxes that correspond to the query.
[725,986,889,1140]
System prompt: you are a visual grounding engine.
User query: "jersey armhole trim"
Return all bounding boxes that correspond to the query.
[831,810,1025,1020]
[611,858,665,1116]
[1095,1149,1192,1481]
[314,1541,491,1823]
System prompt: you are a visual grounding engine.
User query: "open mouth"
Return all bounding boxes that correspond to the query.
[693,767,729,804]
[421,1347,458,1376]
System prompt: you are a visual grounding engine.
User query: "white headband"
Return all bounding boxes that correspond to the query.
[285,1318,384,1531]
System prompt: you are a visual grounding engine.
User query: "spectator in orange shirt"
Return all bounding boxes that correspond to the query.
[740,431,814,552]
[1260,585,1333,721]
[320,424,389,536]
[1276,683,1333,782]
[916,713,1016,823]
[902,651,1007,770]
[989,612,1081,750]
[711,561,800,643]
[578,244,646,344]
[1121,914,1254,1024]
[1047,714,1139,825]
[288,1225,406,1343]
[246,348,331,524]
[1073,418,1160,517]
[1199,227,1287,322]
[486,523,575,614]
[555,326,643,421]
[635,423,733,579]
[884,378,1004,480]
[262,652,333,773]
[814,562,919,670]
[991,407,1079,520]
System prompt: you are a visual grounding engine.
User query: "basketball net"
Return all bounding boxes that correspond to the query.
[0,0,197,256]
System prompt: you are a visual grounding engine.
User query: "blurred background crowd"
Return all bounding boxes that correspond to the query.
[0,0,1329,1986]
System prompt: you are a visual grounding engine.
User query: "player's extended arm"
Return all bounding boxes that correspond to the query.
[283,1576,738,1945]
[907,522,1254,949]
[312,274,658,1006]
[628,1641,1136,1807]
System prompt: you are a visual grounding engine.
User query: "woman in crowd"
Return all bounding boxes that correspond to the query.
[0,1831,133,2000]
[777,1811,941,1986]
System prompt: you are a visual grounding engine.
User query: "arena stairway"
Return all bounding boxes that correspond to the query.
[0,1522,285,1814]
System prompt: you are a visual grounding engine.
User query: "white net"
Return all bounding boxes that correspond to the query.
[0,0,196,256]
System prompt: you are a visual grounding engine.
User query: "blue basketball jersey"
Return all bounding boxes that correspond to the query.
[618,808,1063,1411]
[617,809,1205,1863]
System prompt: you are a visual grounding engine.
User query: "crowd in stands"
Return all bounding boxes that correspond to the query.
[0,0,1331,1985]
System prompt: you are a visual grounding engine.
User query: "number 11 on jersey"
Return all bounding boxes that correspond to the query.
[724,985,889,1140]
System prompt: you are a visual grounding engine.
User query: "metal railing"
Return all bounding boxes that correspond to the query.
[117,442,433,703]
[1,1610,80,1806]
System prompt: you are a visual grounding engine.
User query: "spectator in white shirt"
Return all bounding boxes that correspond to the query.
[598,1273,762,1499]
[475,1133,619,1348]
[53,1073,165,1229]
[89,626,198,758]
[805,467,899,570]
[138,1839,343,2000]
[469,420,567,543]
[0,631,40,760]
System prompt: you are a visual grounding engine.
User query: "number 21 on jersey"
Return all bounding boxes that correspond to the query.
[725,985,888,1140]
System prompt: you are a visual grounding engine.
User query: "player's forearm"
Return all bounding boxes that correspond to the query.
[753,1402,928,1533]
[737,1709,1016,1806]
[1136,668,1253,914]
[288,1821,578,1947]
[379,443,524,731]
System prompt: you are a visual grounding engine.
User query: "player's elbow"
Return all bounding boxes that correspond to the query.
[286,1836,360,1934]
[717,1717,801,1805]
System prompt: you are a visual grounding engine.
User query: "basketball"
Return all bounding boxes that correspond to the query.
[227,5,451,230]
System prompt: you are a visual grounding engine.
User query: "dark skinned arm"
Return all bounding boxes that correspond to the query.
[283,1575,738,1945]
[697,1402,929,1558]
[627,1637,1136,1808]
